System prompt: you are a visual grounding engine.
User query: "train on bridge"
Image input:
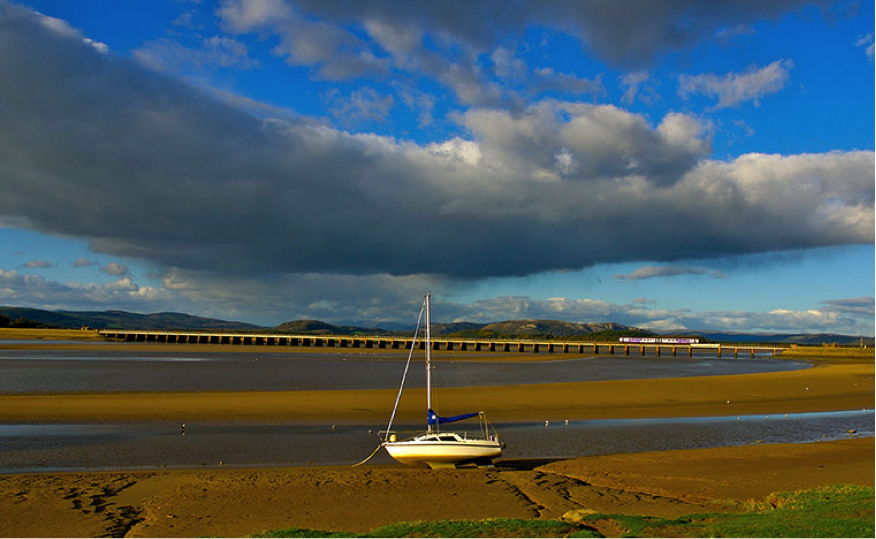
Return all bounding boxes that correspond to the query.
[619,337,701,345]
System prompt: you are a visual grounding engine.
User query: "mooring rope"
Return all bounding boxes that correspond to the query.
[351,442,384,467]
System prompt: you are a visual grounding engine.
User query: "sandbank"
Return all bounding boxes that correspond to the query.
[0,362,871,424]
[0,437,871,537]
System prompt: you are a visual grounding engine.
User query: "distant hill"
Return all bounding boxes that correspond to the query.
[694,331,874,347]
[479,320,641,337]
[0,307,263,331]
[270,319,872,345]
[270,318,650,340]
[272,320,381,336]
[271,320,497,337]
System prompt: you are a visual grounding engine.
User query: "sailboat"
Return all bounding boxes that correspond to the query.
[382,294,503,469]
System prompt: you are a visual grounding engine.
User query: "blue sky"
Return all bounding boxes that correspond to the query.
[0,0,873,335]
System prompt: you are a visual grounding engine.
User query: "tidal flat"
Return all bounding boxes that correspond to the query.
[0,335,872,537]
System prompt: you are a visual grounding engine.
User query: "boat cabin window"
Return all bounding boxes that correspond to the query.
[438,435,458,442]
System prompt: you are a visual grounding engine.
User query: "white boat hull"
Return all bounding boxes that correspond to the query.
[384,434,502,469]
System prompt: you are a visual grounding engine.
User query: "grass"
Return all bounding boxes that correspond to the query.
[777,346,874,364]
[226,518,602,539]
[0,327,105,341]
[254,485,874,538]
[570,485,874,538]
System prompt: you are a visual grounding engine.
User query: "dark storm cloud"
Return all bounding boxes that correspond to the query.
[0,3,873,282]
[217,0,824,109]
[238,0,826,70]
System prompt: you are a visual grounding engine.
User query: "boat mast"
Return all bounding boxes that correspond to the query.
[425,293,433,433]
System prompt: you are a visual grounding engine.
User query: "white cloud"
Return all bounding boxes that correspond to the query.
[614,265,726,281]
[857,33,874,60]
[620,71,653,106]
[427,138,481,167]
[678,59,794,109]
[100,262,130,277]
[21,260,52,269]
[218,0,291,33]
[820,297,875,317]
[133,36,258,74]
[459,101,712,188]
[0,268,174,312]
[34,10,108,54]
[439,294,873,336]
[72,258,98,268]
[324,87,396,128]
[219,0,388,80]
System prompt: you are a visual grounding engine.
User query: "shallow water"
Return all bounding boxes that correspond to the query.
[2,347,863,474]
[0,410,872,473]
[0,349,805,394]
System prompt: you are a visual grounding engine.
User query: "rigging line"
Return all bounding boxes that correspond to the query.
[448,348,500,440]
[449,347,486,414]
[384,297,426,436]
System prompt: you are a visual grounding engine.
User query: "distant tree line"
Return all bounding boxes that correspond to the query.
[0,314,59,329]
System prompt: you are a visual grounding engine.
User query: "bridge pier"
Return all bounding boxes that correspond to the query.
[96,331,777,360]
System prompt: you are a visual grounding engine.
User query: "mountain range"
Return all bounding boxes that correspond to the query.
[1,306,871,346]
[0,307,261,331]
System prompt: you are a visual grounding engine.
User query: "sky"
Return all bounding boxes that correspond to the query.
[0,0,873,335]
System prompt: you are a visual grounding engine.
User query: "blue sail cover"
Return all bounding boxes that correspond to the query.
[428,409,479,425]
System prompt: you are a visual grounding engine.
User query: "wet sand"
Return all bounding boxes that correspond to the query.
[0,362,871,424]
[0,437,871,537]
[0,339,872,537]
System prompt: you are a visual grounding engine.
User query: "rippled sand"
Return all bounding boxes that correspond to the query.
[0,438,871,537]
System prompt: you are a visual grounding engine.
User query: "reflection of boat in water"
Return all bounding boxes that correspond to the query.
[382,294,503,469]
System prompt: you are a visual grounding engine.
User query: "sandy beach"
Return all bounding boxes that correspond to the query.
[0,338,873,537]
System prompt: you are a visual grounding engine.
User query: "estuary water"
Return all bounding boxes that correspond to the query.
[0,410,872,473]
[0,347,804,394]
[1,345,871,473]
